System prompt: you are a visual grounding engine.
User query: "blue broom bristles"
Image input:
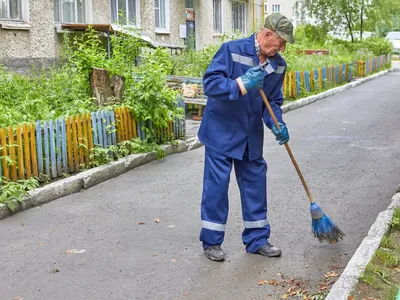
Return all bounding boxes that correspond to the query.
[310,202,345,244]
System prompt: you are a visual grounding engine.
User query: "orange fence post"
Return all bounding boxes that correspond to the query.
[0,128,9,180]
[16,125,25,180]
[8,126,17,181]
[29,123,38,177]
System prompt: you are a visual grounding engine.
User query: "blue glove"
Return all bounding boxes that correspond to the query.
[236,66,265,95]
[271,122,289,145]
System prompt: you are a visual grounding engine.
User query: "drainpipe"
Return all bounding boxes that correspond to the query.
[262,0,265,25]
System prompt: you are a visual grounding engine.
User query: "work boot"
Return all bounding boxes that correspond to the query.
[204,245,225,262]
[256,242,282,257]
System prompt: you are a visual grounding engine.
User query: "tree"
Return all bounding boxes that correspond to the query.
[300,0,400,41]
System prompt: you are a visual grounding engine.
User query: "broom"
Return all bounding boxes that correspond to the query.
[259,89,345,244]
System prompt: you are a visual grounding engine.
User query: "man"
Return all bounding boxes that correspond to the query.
[197,14,294,262]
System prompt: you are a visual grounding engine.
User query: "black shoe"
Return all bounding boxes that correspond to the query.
[204,245,225,262]
[256,242,282,257]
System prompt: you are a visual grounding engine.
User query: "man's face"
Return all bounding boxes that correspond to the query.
[259,29,287,57]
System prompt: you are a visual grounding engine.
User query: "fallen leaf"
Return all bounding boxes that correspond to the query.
[66,249,74,254]
[155,218,160,223]
[13,296,23,300]
[269,279,277,286]
[171,259,176,262]
[258,280,265,285]
[183,292,190,296]
[52,268,59,273]
[347,296,355,300]
[138,221,146,225]
[281,294,288,299]
[320,286,328,291]
[324,271,340,278]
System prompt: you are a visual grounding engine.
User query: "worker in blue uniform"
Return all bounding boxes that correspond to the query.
[198,14,295,261]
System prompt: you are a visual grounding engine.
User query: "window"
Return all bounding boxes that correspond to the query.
[111,0,140,26]
[155,0,169,32]
[185,0,193,8]
[264,4,268,13]
[232,2,245,33]
[0,0,22,20]
[213,0,222,34]
[54,0,89,23]
[272,4,280,13]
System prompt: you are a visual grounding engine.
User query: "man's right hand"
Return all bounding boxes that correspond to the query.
[236,66,266,95]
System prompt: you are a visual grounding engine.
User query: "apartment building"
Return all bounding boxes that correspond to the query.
[0,0,264,72]
[263,0,305,27]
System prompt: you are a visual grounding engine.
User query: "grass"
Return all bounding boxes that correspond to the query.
[350,208,400,299]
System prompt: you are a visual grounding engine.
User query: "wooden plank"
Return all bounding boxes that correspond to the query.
[283,72,287,97]
[71,115,79,171]
[82,114,89,166]
[1,128,9,179]
[345,64,349,82]
[16,125,24,180]
[66,117,74,172]
[105,111,112,146]
[123,107,129,142]
[126,108,132,140]
[300,71,305,94]
[304,71,310,92]
[318,68,323,89]
[87,113,94,153]
[76,114,84,165]
[56,119,62,176]
[322,67,327,89]
[36,121,43,175]
[30,123,38,177]
[314,69,319,90]
[23,123,32,179]
[91,112,98,146]
[110,111,117,145]
[113,108,120,143]
[61,118,68,174]
[101,110,108,147]
[43,121,50,177]
[8,126,17,181]
[49,120,57,179]
[96,111,104,147]
[295,71,301,97]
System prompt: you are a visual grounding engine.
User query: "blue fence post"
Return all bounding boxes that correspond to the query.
[110,111,117,145]
[295,71,301,96]
[101,110,108,148]
[55,119,62,176]
[61,118,68,174]
[43,121,50,177]
[91,112,98,146]
[35,121,43,175]
[304,71,310,92]
[96,111,103,148]
[322,67,327,89]
[314,69,319,90]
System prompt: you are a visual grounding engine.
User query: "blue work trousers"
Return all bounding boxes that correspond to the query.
[200,146,270,253]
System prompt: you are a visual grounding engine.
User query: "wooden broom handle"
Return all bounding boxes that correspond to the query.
[259,89,314,203]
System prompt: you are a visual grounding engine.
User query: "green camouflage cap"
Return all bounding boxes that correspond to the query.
[264,14,295,44]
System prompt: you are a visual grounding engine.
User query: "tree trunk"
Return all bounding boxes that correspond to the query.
[360,0,364,40]
[90,68,125,106]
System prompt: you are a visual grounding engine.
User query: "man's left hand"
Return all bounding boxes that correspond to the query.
[271,122,289,145]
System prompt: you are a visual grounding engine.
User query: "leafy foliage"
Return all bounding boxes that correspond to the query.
[0,177,40,211]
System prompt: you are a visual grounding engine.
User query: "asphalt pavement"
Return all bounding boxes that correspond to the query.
[1,64,399,300]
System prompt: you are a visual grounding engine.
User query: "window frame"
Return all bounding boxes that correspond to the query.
[213,0,223,34]
[155,0,170,33]
[231,1,246,34]
[272,4,281,13]
[110,0,140,27]
[54,0,91,24]
[0,0,24,21]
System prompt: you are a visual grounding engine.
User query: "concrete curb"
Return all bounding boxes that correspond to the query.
[326,189,400,299]
[0,139,203,220]
[281,68,392,114]
[0,68,391,220]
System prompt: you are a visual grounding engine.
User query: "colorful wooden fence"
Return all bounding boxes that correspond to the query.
[0,103,186,182]
[282,54,391,99]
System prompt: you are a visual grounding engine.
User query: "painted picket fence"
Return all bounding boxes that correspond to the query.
[0,103,186,182]
[282,54,391,99]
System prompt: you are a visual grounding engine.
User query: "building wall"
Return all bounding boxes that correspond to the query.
[0,0,57,72]
[264,0,299,26]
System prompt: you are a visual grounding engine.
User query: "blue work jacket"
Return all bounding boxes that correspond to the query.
[198,34,287,161]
